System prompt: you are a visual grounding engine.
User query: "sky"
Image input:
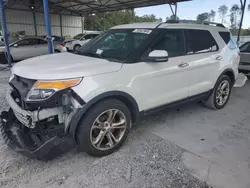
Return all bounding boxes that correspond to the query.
[135,0,250,29]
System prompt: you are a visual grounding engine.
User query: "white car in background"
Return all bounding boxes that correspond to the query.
[0,37,67,63]
[64,31,101,52]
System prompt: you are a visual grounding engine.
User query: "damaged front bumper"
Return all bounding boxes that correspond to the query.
[0,109,74,160]
[0,86,83,160]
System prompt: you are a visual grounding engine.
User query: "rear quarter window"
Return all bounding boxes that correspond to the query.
[219,31,238,49]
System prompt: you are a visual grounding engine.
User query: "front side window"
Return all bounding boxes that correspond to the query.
[146,29,186,57]
[78,29,151,62]
[240,42,250,53]
[73,34,84,40]
[83,34,92,40]
[186,29,218,54]
[16,39,38,46]
[16,39,29,46]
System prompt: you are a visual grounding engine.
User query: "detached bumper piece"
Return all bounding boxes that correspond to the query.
[0,110,73,160]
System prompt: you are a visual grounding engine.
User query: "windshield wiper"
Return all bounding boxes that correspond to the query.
[81,52,102,58]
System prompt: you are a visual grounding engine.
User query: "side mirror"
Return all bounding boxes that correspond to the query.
[146,50,169,62]
[81,37,85,41]
[13,43,18,48]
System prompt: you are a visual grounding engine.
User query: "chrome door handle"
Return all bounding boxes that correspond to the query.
[216,56,223,60]
[178,62,189,68]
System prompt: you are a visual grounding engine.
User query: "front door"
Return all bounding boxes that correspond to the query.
[130,29,190,110]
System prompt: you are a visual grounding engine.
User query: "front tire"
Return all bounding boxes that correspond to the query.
[76,99,131,156]
[204,75,232,110]
[73,44,81,52]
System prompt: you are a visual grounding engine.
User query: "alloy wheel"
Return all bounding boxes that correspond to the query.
[90,109,127,151]
[216,80,230,106]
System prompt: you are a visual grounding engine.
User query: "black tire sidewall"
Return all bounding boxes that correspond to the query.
[213,75,232,109]
[76,99,131,156]
[74,45,81,51]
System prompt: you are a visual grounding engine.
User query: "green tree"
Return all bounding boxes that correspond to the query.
[209,10,216,22]
[197,12,210,22]
[230,4,241,29]
[166,15,180,21]
[85,11,160,31]
[218,5,228,23]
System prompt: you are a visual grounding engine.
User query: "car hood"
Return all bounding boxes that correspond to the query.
[12,53,123,80]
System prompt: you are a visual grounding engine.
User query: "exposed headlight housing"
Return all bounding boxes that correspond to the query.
[26,78,82,101]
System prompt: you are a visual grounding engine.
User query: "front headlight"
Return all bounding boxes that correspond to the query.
[26,78,82,101]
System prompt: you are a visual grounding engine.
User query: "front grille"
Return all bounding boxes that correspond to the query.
[10,75,36,109]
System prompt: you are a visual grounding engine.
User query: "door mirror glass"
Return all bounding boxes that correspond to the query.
[13,43,18,47]
[146,50,169,62]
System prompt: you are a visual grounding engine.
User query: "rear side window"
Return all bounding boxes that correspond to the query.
[185,29,218,54]
[38,39,47,44]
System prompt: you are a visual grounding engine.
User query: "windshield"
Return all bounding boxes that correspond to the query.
[73,34,84,40]
[77,29,152,62]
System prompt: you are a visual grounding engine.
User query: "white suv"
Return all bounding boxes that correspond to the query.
[0,21,240,159]
[64,31,101,52]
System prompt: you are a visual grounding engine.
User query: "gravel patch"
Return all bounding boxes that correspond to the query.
[0,69,210,188]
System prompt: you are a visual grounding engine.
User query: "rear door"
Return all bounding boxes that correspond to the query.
[36,39,49,55]
[183,29,221,96]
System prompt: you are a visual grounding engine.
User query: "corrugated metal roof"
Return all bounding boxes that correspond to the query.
[49,0,191,14]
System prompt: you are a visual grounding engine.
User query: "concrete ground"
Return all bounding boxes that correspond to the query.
[148,81,250,188]
[0,68,249,188]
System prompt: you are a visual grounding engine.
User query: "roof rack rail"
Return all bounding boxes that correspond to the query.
[165,19,225,28]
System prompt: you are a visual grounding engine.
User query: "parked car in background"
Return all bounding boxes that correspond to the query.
[40,35,65,43]
[64,31,101,51]
[0,36,67,63]
[238,41,250,74]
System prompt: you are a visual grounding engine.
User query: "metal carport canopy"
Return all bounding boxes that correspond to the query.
[1,0,191,67]
[49,0,191,14]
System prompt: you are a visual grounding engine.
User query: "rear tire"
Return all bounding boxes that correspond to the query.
[76,99,131,156]
[204,75,232,110]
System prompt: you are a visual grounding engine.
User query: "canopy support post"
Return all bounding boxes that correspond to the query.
[43,0,53,54]
[237,0,246,44]
[0,0,12,67]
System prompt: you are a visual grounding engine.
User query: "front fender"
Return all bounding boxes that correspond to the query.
[68,90,140,142]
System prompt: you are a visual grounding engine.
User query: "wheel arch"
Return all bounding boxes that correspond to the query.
[73,44,81,50]
[68,91,140,141]
[218,68,236,86]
